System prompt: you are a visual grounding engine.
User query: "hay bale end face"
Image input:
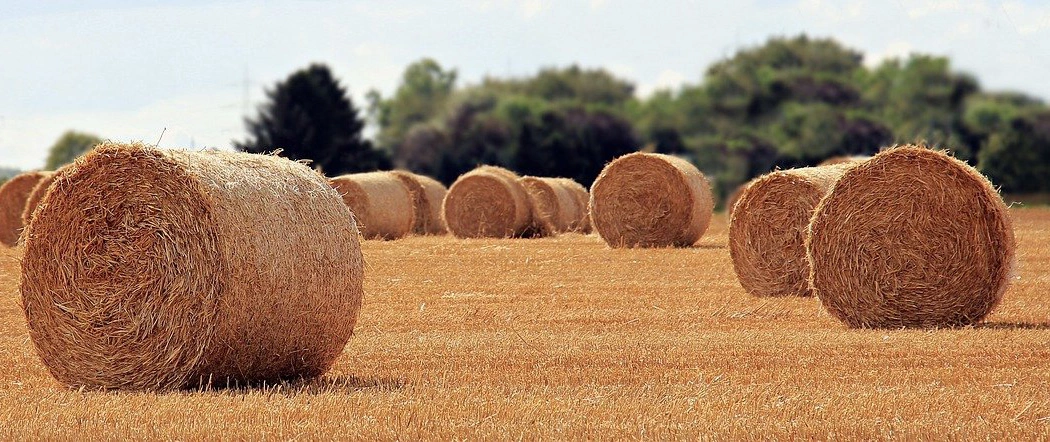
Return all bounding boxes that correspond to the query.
[389,170,448,235]
[520,176,579,236]
[807,146,1015,328]
[443,166,532,238]
[21,172,60,226]
[329,172,416,240]
[729,164,853,297]
[21,142,364,390]
[589,153,714,248]
[0,171,51,246]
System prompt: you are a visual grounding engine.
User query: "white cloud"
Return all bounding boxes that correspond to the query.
[589,0,608,10]
[638,70,688,98]
[521,0,546,19]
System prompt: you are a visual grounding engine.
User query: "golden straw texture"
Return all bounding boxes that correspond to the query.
[725,182,749,218]
[818,155,870,166]
[0,171,50,247]
[729,164,853,297]
[520,177,579,236]
[443,166,532,238]
[329,172,416,240]
[553,177,592,233]
[21,172,59,226]
[20,142,364,390]
[389,170,448,235]
[589,153,714,248]
[807,146,1015,328]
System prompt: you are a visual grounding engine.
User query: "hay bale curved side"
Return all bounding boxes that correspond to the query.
[520,177,579,236]
[807,146,1014,328]
[329,172,415,240]
[589,153,714,248]
[729,164,853,297]
[389,170,448,235]
[21,171,60,227]
[724,182,749,218]
[0,171,51,246]
[21,142,364,390]
[553,177,591,233]
[443,166,532,238]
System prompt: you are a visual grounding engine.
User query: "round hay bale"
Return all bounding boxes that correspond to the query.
[729,164,854,297]
[389,170,448,235]
[21,171,60,226]
[807,146,1015,328]
[329,172,416,240]
[0,171,51,247]
[818,155,870,166]
[553,177,591,233]
[589,153,714,248]
[520,176,579,236]
[443,165,532,238]
[20,142,364,390]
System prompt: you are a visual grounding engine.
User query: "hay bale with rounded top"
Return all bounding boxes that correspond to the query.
[589,153,714,248]
[329,172,416,240]
[0,171,51,246]
[443,165,532,238]
[21,142,364,390]
[389,170,448,235]
[21,171,60,226]
[553,177,591,233]
[818,155,870,166]
[520,176,580,236]
[729,164,854,297]
[807,146,1015,328]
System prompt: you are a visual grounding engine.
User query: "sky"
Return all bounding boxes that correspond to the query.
[1,0,1049,170]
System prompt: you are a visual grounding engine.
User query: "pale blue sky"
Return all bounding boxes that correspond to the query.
[2,0,1049,169]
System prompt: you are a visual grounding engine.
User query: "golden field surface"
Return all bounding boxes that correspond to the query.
[1,208,1049,439]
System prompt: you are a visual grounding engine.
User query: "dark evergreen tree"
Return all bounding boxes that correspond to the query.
[235,64,389,175]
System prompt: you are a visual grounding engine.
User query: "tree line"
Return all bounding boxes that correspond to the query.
[29,35,1050,197]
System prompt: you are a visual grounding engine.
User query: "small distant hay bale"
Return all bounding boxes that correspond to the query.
[389,170,448,235]
[553,178,591,233]
[21,171,61,226]
[329,172,416,240]
[0,171,51,246]
[519,177,581,236]
[21,142,363,390]
[443,165,532,238]
[729,164,854,297]
[589,153,714,248]
[807,146,1015,328]
[818,155,870,166]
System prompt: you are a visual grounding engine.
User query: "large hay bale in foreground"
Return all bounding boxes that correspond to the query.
[520,176,580,236]
[807,146,1015,328]
[21,142,364,390]
[329,172,416,240]
[729,164,853,297]
[21,171,60,226]
[589,153,714,248]
[0,171,51,246]
[443,166,532,238]
[553,177,591,233]
[389,170,448,235]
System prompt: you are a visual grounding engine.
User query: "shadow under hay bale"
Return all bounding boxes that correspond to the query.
[729,164,854,298]
[329,172,416,240]
[389,170,448,235]
[0,171,52,247]
[443,165,533,238]
[807,146,1015,329]
[20,142,365,390]
[589,153,714,248]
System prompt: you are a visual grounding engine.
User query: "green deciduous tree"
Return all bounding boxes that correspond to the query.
[44,130,103,170]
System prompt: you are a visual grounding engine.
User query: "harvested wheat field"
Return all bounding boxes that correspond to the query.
[1,208,1050,438]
